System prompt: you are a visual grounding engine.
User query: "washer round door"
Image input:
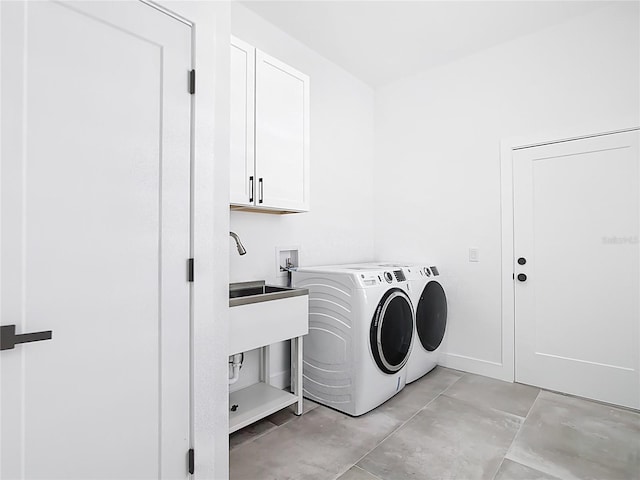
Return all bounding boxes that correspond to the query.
[370,288,414,374]
[416,281,448,352]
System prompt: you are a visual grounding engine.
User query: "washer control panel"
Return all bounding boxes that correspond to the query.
[357,268,410,287]
[402,265,441,280]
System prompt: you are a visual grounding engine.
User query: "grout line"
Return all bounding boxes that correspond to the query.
[440,375,536,423]
[232,370,467,478]
[499,391,581,480]
[491,456,508,480]
[230,400,316,451]
[519,385,543,419]
[494,389,543,480]
[229,419,279,451]
[491,398,537,480]
[347,372,467,474]
[349,465,385,480]
[439,371,466,396]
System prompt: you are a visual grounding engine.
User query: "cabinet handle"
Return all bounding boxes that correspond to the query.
[249,176,254,203]
[259,178,264,204]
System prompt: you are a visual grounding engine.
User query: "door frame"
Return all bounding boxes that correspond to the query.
[150,1,231,478]
[499,123,640,383]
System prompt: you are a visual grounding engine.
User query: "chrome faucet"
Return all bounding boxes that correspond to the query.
[229,231,247,256]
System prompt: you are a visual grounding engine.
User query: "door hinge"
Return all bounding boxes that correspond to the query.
[188,258,194,282]
[188,448,195,475]
[189,69,196,95]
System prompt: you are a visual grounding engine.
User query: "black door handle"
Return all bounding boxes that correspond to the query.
[517,273,527,282]
[1,325,53,351]
[517,257,527,265]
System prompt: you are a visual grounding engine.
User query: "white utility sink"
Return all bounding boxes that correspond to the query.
[228,281,308,356]
[228,280,309,434]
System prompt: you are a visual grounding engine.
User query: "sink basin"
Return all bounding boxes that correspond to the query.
[230,284,290,299]
[229,281,309,355]
[229,281,307,307]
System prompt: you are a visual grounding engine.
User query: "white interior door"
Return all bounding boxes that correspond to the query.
[514,130,640,409]
[0,1,192,478]
[255,50,309,211]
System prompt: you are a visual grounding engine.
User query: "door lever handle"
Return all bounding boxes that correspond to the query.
[1,325,53,351]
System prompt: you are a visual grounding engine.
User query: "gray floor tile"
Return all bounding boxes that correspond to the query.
[443,373,540,418]
[376,366,463,422]
[229,417,278,451]
[507,390,640,480]
[336,466,382,480]
[267,398,321,426]
[230,405,402,480]
[493,459,560,480]
[357,394,522,480]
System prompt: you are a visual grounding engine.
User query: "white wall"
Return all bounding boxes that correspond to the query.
[229,3,376,390]
[374,3,640,380]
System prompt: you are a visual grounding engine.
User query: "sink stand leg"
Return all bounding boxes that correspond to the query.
[291,336,304,416]
[260,345,271,385]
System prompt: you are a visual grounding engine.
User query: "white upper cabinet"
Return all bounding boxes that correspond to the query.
[230,37,255,205]
[230,38,310,213]
[255,51,310,212]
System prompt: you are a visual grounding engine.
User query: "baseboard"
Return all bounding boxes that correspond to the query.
[269,369,290,389]
[275,358,512,387]
[440,352,513,382]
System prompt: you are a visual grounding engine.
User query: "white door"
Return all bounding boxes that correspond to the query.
[1,2,192,478]
[514,130,640,409]
[230,36,255,206]
[255,50,310,212]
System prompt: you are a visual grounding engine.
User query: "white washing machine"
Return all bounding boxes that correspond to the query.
[291,265,415,416]
[347,263,448,384]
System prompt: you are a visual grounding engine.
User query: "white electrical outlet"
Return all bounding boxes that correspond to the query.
[469,248,480,262]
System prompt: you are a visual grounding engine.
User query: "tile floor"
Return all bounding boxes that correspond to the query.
[229,368,640,480]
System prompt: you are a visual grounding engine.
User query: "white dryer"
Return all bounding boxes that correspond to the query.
[291,265,415,416]
[347,263,448,384]
[402,264,447,383]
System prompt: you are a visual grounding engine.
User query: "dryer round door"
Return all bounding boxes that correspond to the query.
[370,288,414,374]
[416,281,448,351]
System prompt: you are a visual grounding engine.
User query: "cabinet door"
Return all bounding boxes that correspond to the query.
[230,36,255,206]
[255,50,310,212]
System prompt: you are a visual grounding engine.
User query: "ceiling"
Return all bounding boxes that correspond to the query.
[240,1,609,87]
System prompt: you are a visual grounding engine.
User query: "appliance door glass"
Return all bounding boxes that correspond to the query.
[416,281,448,351]
[370,289,414,374]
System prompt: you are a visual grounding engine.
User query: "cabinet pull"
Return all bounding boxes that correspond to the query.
[259,178,264,204]
[249,176,254,203]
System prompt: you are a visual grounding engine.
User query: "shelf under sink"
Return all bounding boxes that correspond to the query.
[229,382,299,434]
